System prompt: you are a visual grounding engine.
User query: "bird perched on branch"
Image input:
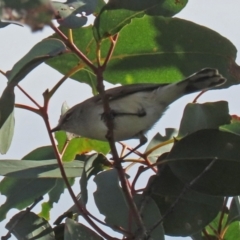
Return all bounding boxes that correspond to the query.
[51,68,226,146]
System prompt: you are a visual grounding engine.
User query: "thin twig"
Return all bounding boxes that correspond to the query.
[41,94,118,240]
[15,103,40,115]
[102,34,119,70]
[0,69,6,76]
[118,142,143,158]
[149,158,217,233]
[17,85,42,109]
[95,65,147,237]
[50,22,97,72]
[131,166,146,194]
[192,90,207,103]
[48,64,84,98]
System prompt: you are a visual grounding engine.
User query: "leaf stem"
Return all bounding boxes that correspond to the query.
[48,64,84,99]
[0,69,6,76]
[102,34,119,70]
[192,90,207,103]
[68,29,73,44]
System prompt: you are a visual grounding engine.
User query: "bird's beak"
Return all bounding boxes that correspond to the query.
[50,126,61,132]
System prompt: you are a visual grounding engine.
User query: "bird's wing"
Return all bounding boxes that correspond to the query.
[91,83,169,103]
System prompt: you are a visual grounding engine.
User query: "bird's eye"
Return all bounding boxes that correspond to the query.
[64,112,72,122]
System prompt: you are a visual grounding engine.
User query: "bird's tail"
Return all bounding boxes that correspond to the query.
[155,68,226,104]
[180,68,226,94]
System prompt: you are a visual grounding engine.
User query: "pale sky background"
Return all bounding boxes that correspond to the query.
[1,0,240,239]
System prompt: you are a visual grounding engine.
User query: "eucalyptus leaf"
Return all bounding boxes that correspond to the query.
[64,218,103,240]
[5,211,55,240]
[93,0,188,41]
[167,129,240,196]
[47,16,239,89]
[178,101,230,137]
[147,165,223,236]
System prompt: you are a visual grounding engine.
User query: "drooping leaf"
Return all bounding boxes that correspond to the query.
[167,129,240,196]
[178,101,230,137]
[93,0,188,41]
[0,39,67,132]
[0,177,57,222]
[64,218,103,240]
[0,146,82,222]
[0,159,84,178]
[5,211,55,239]
[6,38,67,85]
[93,169,164,239]
[47,16,239,90]
[147,165,223,236]
[0,109,14,154]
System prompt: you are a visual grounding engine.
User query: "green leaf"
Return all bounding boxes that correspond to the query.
[223,221,240,239]
[167,129,240,196]
[0,146,81,222]
[47,16,239,90]
[0,159,84,178]
[0,177,57,222]
[104,16,238,87]
[93,0,188,41]
[6,38,67,85]
[5,211,55,240]
[63,137,110,161]
[64,218,103,240]
[205,212,228,239]
[147,165,223,236]
[178,101,231,137]
[93,169,164,239]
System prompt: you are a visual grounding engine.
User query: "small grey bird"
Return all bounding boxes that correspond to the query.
[51,68,226,145]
